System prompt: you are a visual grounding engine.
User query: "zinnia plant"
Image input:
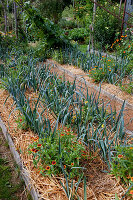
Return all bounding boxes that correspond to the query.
[111,145,133,184]
[28,129,87,178]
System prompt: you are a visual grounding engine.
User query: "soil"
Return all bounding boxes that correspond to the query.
[46,59,133,133]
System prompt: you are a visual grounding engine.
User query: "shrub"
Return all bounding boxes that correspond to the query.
[62,5,74,19]
[68,27,89,42]
[32,40,48,61]
[112,28,133,75]
[94,6,121,47]
[58,18,78,29]
[0,34,15,49]
[52,48,64,64]
[89,67,107,83]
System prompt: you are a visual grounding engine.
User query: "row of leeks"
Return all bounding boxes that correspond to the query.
[51,44,132,86]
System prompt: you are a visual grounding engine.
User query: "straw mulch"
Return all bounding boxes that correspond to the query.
[0,88,130,200]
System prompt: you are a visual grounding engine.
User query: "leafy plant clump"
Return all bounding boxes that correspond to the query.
[29,129,87,178]
[94,5,121,47]
[68,28,89,42]
[120,83,133,95]
[111,145,133,185]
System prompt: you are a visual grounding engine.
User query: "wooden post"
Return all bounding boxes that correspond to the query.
[14,1,18,38]
[119,0,123,17]
[121,0,133,34]
[124,0,133,29]
[121,0,127,35]
[4,7,7,34]
[7,0,9,33]
[0,0,7,34]
[92,0,97,50]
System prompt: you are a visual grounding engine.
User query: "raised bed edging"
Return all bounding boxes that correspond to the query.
[0,117,39,200]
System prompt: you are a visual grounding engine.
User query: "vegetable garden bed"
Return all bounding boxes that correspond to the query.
[0,58,132,199]
[46,59,133,133]
[0,1,133,199]
[0,88,131,200]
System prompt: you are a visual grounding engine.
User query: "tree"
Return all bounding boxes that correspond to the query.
[0,0,7,33]
[22,2,71,47]
[32,0,72,23]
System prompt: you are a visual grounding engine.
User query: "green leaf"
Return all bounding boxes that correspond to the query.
[84,176,87,200]
[115,193,119,200]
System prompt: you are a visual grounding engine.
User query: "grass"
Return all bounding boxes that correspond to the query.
[0,157,23,200]
[0,135,33,200]
[4,140,9,148]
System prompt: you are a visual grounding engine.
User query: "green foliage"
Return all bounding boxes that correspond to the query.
[0,64,5,78]
[89,66,107,83]
[115,193,120,200]
[15,114,29,130]
[29,129,86,178]
[68,28,89,42]
[112,28,133,75]
[71,99,113,126]
[23,2,71,48]
[58,18,78,29]
[32,40,48,61]
[79,44,88,53]
[120,82,133,95]
[94,6,121,47]
[73,0,93,27]
[34,0,72,23]
[52,48,64,64]
[0,35,15,60]
[0,158,23,200]
[111,146,133,184]
[62,5,74,19]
